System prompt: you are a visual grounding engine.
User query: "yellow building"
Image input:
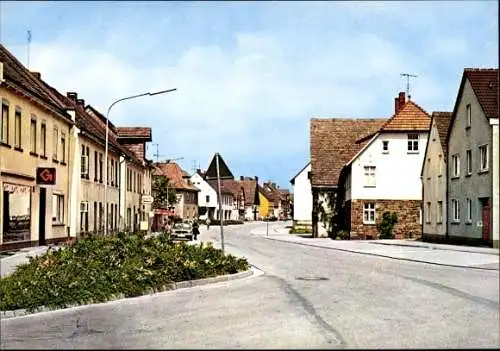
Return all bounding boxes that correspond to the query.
[1,44,74,250]
[258,186,273,219]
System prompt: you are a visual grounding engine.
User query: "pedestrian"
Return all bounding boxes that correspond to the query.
[206,218,211,230]
[192,220,200,241]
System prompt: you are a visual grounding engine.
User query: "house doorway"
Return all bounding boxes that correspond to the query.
[39,187,46,245]
[479,197,490,241]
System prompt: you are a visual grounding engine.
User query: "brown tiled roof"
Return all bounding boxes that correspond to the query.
[310,118,386,187]
[240,178,259,206]
[258,185,274,203]
[153,162,198,192]
[433,112,453,159]
[0,43,72,122]
[116,127,152,141]
[465,68,498,119]
[379,100,431,132]
[206,179,235,196]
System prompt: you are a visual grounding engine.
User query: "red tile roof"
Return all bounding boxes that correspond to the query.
[116,127,152,141]
[310,118,386,187]
[153,162,198,192]
[465,68,498,119]
[206,179,236,196]
[240,177,259,206]
[379,100,431,132]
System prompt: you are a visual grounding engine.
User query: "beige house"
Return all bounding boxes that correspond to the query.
[1,44,74,250]
[421,112,453,238]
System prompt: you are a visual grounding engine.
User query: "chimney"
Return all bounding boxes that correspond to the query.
[31,71,41,80]
[398,92,406,112]
[240,176,244,181]
[67,92,78,101]
[394,97,399,114]
[255,176,259,184]
[76,99,85,107]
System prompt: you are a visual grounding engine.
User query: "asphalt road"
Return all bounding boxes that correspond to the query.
[1,222,499,349]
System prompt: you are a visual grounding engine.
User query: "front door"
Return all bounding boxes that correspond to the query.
[481,198,490,241]
[39,187,46,245]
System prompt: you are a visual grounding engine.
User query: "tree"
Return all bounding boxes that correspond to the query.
[377,212,398,239]
[152,175,178,209]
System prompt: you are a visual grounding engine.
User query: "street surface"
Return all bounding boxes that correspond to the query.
[1,222,499,349]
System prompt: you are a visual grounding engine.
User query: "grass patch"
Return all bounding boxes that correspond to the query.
[0,233,249,313]
[289,227,312,234]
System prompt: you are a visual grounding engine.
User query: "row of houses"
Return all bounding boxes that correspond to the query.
[0,44,155,251]
[151,154,292,230]
[290,68,499,248]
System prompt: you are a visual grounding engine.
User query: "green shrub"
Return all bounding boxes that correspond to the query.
[0,234,249,312]
[335,230,350,240]
[289,227,312,234]
[377,212,398,239]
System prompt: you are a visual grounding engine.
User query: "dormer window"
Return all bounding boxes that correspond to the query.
[382,140,389,153]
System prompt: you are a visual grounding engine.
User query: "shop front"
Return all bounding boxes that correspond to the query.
[1,181,33,248]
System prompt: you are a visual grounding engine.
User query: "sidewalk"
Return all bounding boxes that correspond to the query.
[1,246,56,278]
[255,229,499,271]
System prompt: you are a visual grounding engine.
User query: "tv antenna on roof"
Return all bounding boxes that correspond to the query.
[400,73,417,100]
[27,29,32,69]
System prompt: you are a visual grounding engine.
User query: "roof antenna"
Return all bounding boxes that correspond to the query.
[400,73,417,100]
[27,29,32,69]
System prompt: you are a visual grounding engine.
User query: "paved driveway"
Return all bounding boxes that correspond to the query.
[1,222,499,349]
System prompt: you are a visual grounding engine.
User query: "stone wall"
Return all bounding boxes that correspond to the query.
[350,199,421,239]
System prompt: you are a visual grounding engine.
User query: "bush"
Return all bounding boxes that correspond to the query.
[0,233,249,312]
[335,230,350,240]
[377,212,398,239]
[289,227,312,234]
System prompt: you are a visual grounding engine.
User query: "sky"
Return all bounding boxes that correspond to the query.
[0,1,497,189]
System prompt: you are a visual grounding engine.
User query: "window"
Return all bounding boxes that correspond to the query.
[363,166,376,187]
[99,153,103,182]
[30,118,37,153]
[465,150,472,175]
[206,195,210,203]
[451,154,460,177]
[363,203,376,224]
[438,154,443,176]
[382,140,389,153]
[111,159,115,186]
[451,199,460,222]
[52,194,64,224]
[14,108,21,148]
[52,127,58,160]
[94,151,98,181]
[1,101,8,144]
[466,198,472,223]
[466,104,471,128]
[61,132,66,163]
[80,201,89,232]
[81,145,89,178]
[407,133,419,152]
[437,201,443,224]
[93,202,97,233]
[425,202,431,223]
[115,161,119,187]
[479,145,489,172]
[40,123,46,157]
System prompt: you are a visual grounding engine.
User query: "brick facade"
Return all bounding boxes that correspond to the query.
[349,199,421,239]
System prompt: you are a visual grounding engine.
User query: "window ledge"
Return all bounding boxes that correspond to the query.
[382,151,389,154]
[60,162,67,166]
[1,142,12,148]
[438,174,443,178]
[465,125,471,130]
[363,185,376,188]
[465,221,473,225]
[407,151,420,154]
[53,159,59,164]
[30,151,38,157]
[451,221,460,225]
[52,223,65,227]
[478,169,489,174]
[451,176,460,180]
[465,173,472,177]
[436,221,443,224]
[363,222,376,225]
[40,155,48,160]
[14,146,23,152]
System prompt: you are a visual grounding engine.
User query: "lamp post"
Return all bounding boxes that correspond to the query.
[104,88,177,236]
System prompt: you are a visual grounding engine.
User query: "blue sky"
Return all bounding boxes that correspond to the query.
[1,1,497,188]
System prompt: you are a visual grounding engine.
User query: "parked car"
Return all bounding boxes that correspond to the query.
[171,222,194,241]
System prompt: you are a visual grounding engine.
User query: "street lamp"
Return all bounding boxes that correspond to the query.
[104,88,177,236]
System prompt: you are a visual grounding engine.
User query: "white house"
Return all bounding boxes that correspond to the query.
[190,171,218,220]
[340,92,430,239]
[290,162,312,227]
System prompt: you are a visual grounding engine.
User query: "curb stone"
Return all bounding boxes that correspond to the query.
[0,268,254,320]
[368,241,500,256]
[264,237,499,271]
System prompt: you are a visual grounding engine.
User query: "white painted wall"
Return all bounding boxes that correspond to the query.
[190,173,218,209]
[292,163,312,223]
[351,132,428,200]
[490,119,499,247]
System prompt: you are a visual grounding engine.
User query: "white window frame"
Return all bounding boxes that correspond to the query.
[30,117,37,153]
[425,202,431,223]
[466,103,471,128]
[452,154,460,178]
[363,203,376,224]
[53,127,58,160]
[466,198,472,223]
[52,194,64,224]
[479,145,489,172]
[382,140,389,154]
[451,199,460,222]
[363,166,376,187]
[14,107,21,148]
[1,101,9,144]
[407,133,419,153]
[465,149,472,175]
[81,154,89,177]
[437,201,443,224]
